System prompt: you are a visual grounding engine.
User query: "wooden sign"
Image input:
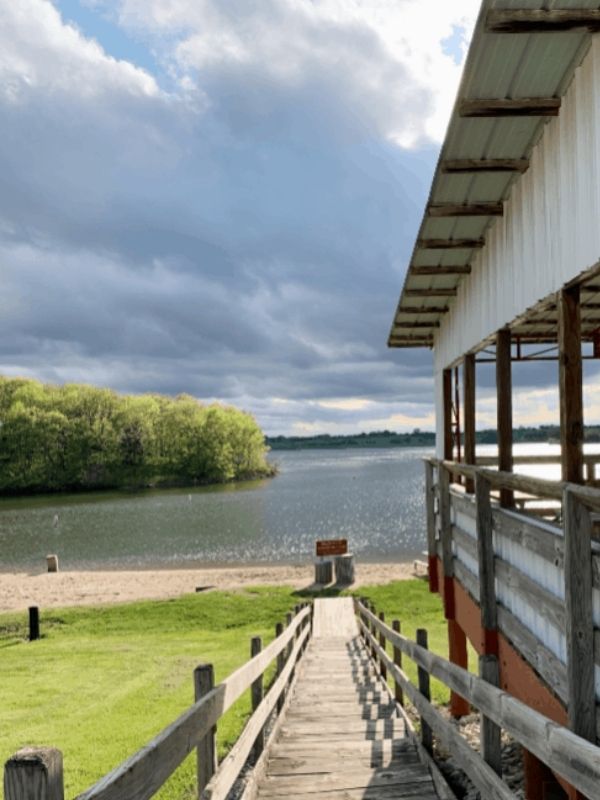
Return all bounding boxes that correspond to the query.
[316,539,348,557]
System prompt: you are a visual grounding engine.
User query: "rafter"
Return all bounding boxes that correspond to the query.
[393,322,440,329]
[441,159,530,174]
[418,238,484,250]
[427,203,503,217]
[398,305,449,314]
[486,9,600,34]
[405,288,458,298]
[411,266,471,276]
[459,98,561,118]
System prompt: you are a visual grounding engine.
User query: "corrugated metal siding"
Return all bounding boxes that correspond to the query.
[434,36,600,371]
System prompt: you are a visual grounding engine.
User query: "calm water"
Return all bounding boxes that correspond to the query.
[0,448,432,571]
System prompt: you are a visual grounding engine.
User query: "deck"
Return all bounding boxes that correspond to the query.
[255,598,441,800]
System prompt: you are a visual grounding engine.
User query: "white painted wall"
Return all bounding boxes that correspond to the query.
[434,37,600,384]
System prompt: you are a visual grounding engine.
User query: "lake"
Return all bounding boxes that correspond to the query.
[0,448,433,571]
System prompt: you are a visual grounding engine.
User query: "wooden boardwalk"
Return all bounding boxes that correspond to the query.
[256,598,441,799]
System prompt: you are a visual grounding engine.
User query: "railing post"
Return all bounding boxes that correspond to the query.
[378,612,387,681]
[475,472,502,775]
[250,636,264,759]
[4,747,64,800]
[368,604,377,659]
[275,621,284,714]
[194,664,217,796]
[563,488,596,743]
[29,606,40,642]
[416,629,433,754]
[424,461,439,593]
[439,465,454,619]
[392,620,403,706]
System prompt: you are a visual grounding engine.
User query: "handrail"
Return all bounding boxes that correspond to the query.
[428,457,600,509]
[355,600,600,800]
[73,605,312,800]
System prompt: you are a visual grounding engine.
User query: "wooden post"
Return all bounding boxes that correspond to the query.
[416,629,433,753]
[285,612,293,686]
[250,637,264,759]
[563,489,595,742]
[496,328,513,507]
[275,621,284,714]
[369,604,377,660]
[315,560,332,585]
[475,473,502,774]
[424,461,439,593]
[378,612,387,681]
[194,664,217,795]
[464,353,476,493]
[558,286,584,484]
[392,620,403,706]
[443,368,453,460]
[4,748,64,800]
[439,466,454,620]
[29,607,40,642]
[448,621,470,718]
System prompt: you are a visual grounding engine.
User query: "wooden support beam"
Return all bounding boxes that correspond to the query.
[496,329,513,507]
[195,664,217,794]
[388,337,433,348]
[441,158,529,174]
[4,749,64,800]
[486,9,600,34]
[411,266,471,276]
[443,369,453,461]
[459,98,561,118]
[558,286,584,484]
[393,321,440,329]
[463,354,476,490]
[427,203,504,217]
[399,305,449,314]
[405,288,458,297]
[418,238,485,249]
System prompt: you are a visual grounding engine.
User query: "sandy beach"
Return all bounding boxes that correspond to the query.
[0,561,426,612]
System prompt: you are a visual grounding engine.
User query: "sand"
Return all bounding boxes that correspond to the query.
[0,561,427,612]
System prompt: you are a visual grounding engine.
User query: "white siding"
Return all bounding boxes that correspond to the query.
[434,37,600,375]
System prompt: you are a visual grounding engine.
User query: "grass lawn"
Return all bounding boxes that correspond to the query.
[0,579,458,800]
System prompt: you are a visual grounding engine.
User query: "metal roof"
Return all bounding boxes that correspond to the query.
[388,0,600,349]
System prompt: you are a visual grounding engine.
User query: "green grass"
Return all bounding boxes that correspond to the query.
[0,579,457,799]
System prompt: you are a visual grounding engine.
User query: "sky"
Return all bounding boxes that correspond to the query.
[0,0,580,437]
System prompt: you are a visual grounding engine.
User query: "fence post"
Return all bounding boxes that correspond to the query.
[4,747,64,800]
[378,612,387,681]
[275,621,285,714]
[392,620,403,706]
[424,461,439,592]
[475,473,502,775]
[416,629,433,754]
[369,604,377,659]
[563,488,596,743]
[439,465,454,620]
[194,664,217,796]
[250,637,264,759]
[29,607,40,642]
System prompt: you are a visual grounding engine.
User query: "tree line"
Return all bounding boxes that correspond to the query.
[0,377,274,494]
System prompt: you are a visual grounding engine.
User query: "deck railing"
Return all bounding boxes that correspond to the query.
[425,458,600,747]
[355,599,600,800]
[3,604,312,800]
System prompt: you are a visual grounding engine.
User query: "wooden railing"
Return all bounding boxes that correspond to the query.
[355,599,600,800]
[475,453,600,484]
[425,458,600,745]
[3,604,312,800]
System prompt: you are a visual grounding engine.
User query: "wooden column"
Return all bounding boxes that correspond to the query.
[250,637,264,759]
[194,664,217,795]
[416,629,433,753]
[443,368,453,460]
[448,620,470,718]
[558,286,584,484]
[4,748,64,800]
[424,461,438,593]
[496,329,513,506]
[464,354,476,493]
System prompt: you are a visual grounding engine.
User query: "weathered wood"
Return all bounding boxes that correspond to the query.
[464,353,476,492]
[418,238,485,249]
[314,560,332,584]
[459,98,561,117]
[399,305,449,314]
[450,490,476,518]
[492,508,563,568]
[441,158,529,174]
[452,525,477,560]
[334,553,355,585]
[76,607,311,800]
[29,606,40,642]
[479,655,502,777]
[476,475,497,635]
[496,329,513,507]
[251,637,264,759]
[443,369,453,461]
[194,664,217,797]
[563,489,595,743]
[439,466,454,619]
[416,629,433,754]
[392,620,404,707]
[427,203,504,217]
[204,625,310,800]
[494,557,565,631]
[275,622,284,714]
[486,9,600,33]
[378,612,387,681]
[357,606,600,799]
[410,265,471,276]
[453,558,480,602]
[558,286,584,484]
[424,461,438,593]
[393,321,439,329]
[405,288,458,298]
[4,748,64,800]
[46,555,59,573]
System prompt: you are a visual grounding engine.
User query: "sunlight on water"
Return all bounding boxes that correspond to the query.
[0,448,433,570]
